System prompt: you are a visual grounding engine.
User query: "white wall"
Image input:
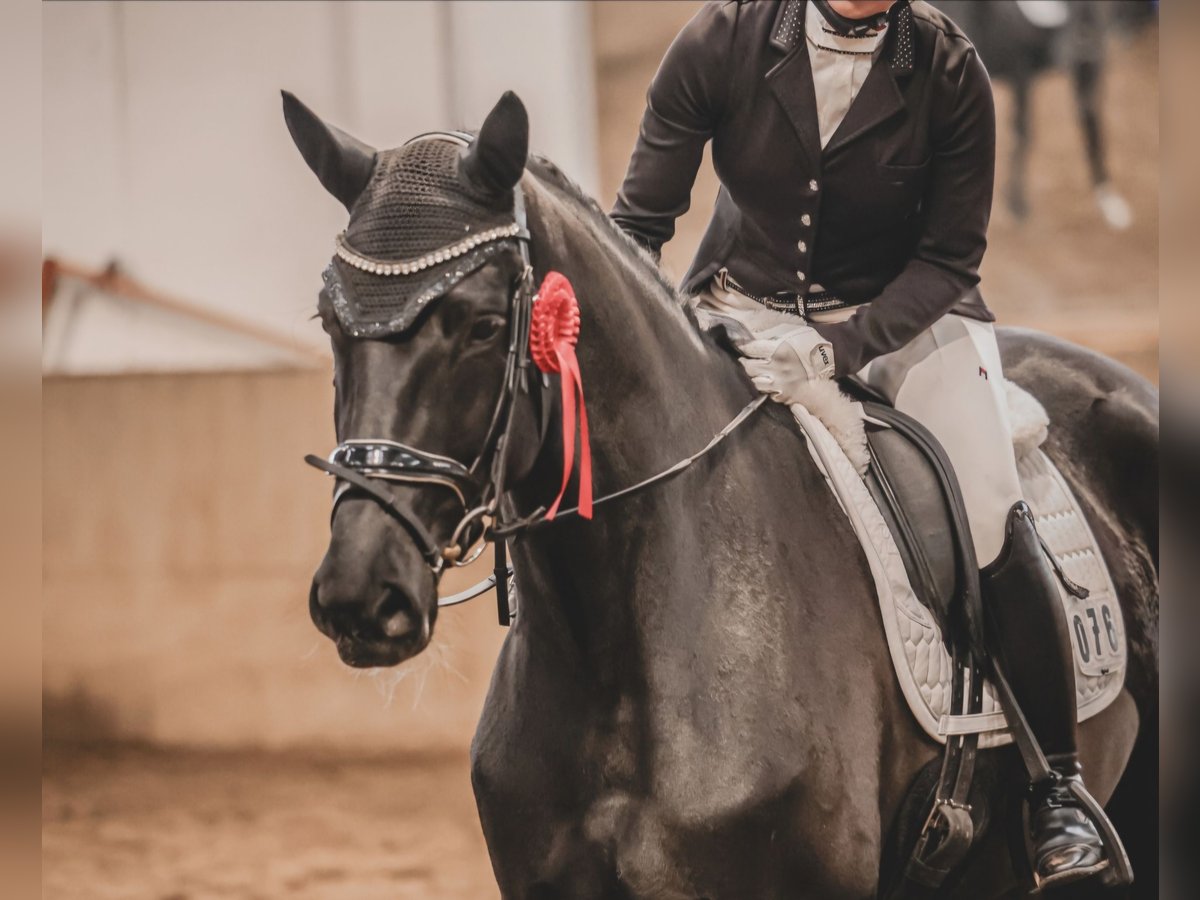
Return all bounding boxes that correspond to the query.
[43,370,509,751]
[42,1,598,371]
[447,1,599,189]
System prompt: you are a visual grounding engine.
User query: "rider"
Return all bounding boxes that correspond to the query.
[611,0,1115,887]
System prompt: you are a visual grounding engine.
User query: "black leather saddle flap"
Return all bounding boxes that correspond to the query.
[853,395,985,656]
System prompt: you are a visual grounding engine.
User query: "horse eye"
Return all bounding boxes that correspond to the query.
[316,305,339,337]
[468,315,505,344]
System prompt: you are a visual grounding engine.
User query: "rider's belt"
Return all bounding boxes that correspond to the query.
[803,289,856,316]
[721,271,859,319]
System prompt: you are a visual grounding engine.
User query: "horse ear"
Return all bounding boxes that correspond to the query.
[460,91,529,196]
[281,91,377,212]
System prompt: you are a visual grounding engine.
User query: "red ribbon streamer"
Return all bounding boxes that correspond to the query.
[529,272,592,520]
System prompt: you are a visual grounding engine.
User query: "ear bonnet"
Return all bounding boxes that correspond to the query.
[323,133,527,338]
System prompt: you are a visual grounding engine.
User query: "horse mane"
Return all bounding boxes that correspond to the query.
[523,153,870,468]
[523,153,707,337]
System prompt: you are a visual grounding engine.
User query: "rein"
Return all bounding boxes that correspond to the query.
[306,133,767,618]
[489,393,767,538]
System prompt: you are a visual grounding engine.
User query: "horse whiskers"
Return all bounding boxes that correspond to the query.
[401,640,465,710]
[367,666,405,709]
[428,619,469,684]
[434,649,468,686]
[346,635,467,710]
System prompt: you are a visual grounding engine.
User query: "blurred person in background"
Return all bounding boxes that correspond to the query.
[612,0,1119,887]
[933,0,1147,230]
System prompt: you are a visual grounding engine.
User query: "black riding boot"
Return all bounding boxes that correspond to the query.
[981,502,1109,889]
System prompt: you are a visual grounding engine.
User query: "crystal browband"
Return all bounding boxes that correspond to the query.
[335,222,524,277]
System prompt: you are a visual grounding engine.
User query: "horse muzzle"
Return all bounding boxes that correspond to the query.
[309,578,434,667]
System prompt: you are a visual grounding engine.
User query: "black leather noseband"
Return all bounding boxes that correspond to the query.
[328,440,475,506]
[305,451,448,566]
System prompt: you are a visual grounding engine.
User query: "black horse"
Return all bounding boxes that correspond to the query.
[934,0,1155,230]
[287,92,1158,897]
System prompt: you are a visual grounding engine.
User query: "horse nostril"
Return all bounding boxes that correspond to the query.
[312,576,349,612]
[377,585,421,639]
[382,611,419,640]
[309,580,335,627]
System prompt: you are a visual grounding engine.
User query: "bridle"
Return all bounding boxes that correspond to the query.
[306,132,767,618]
[305,131,543,582]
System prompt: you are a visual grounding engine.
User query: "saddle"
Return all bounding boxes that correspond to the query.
[812,379,1129,749]
[850,387,976,654]
[694,306,1127,743]
[804,379,1134,897]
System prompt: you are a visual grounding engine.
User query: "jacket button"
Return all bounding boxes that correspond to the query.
[797,240,807,253]
[796,271,807,282]
[809,179,819,192]
[801,213,812,226]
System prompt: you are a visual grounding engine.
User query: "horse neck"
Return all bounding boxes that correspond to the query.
[523,173,748,478]
[509,174,756,667]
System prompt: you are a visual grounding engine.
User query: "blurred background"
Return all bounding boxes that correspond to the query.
[41,2,1158,898]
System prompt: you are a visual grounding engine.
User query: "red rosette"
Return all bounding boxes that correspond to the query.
[530,272,580,374]
[530,272,592,519]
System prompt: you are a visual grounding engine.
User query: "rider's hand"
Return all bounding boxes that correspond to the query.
[739,326,835,404]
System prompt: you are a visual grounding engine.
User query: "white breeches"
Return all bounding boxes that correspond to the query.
[854,314,1024,565]
[698,277,1023,566]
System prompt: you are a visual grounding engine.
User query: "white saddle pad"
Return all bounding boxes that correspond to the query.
[791,385,1126,748]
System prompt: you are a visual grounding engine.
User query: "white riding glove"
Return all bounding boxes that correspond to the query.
[739,326,836,404]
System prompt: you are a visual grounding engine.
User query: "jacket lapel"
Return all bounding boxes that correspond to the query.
[822,56,907,158]
[765,7,822,170]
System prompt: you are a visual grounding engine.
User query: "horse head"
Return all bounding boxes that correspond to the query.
[284,90,544,667]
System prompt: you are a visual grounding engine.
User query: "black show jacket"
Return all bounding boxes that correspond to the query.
[611,0,997,375]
